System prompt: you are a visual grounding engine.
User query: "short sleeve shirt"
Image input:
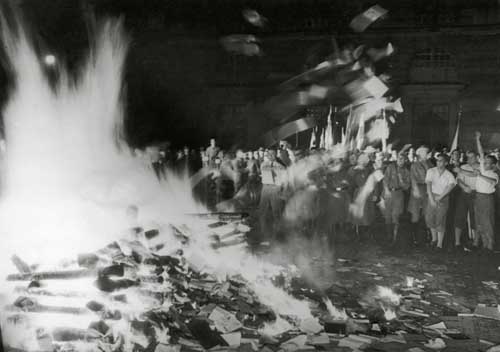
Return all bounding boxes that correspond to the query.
[425,167,456,196]
[476,169,498,194]
[458,164,479,191]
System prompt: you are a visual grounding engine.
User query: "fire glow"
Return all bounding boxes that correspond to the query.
[0,15,315,351]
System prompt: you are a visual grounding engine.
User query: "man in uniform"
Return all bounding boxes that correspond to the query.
[408,146,433,246]
[383,152,411,244]
[205,138,220,169]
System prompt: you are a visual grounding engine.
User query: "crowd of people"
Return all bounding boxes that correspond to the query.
[146,133,500,255]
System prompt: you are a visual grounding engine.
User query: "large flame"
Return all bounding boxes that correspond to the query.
[0,18,203,276]
[0,15,315,350]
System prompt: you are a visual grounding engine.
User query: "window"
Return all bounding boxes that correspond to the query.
[431,104,449,121]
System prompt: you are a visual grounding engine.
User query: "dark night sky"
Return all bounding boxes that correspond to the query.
[1,0,493,148]
[0,0,377,147]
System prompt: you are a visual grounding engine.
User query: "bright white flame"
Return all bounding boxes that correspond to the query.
[259,316,293,337]
[0,16,315,350]
[406,276,414,288]
[323,297,348,320]
[0,19,203,277]
[376,286,401,306]
[43,54,56,66]
[382,307,397,321]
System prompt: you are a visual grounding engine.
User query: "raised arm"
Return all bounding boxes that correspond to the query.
[475,131,484,159]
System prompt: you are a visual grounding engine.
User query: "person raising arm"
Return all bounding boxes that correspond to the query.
[472,132,498,252]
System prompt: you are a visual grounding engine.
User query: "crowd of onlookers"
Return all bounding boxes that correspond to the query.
[144,134,500,255]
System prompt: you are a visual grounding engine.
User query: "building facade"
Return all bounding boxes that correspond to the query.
[9,0,500,149]
[202,0,500,150]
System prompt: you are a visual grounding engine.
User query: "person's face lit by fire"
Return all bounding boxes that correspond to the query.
[374,153,384,170]
[210,138,216,148]
[436,154,448,170]
[416,147,429,161]
[397,154,406,168]
[484,155,497,171]
[466,151,477,166]
[236,150,245,159]
[267,150,277,162]
[451,150,460,163]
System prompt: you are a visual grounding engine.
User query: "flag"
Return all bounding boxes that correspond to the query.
[450,107,462,151]
[263,117,318,147]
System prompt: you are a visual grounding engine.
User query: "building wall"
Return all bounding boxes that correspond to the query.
[82,0,500,149]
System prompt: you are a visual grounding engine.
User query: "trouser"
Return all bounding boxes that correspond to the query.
[259,184,283,238]
[383,189,404,225]
[408,184,428,223]
[425,195,449,233]
[454,191,475,230]
[474,192,495,250]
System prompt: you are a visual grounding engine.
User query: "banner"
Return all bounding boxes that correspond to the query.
[263,117,318,147]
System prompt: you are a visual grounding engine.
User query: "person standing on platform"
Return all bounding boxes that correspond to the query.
[425,154,456,251]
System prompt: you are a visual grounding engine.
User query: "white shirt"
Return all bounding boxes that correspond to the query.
[458,164,478,191]
[476,169,498,194]
[425,167,456,196]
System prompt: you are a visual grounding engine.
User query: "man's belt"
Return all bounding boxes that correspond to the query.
[389,187,402,191]
[476,191,494,196]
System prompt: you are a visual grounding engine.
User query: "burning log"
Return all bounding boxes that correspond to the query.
[7,296,88,315]
[185,212,249,221]
[51,327,102,342]
[7,269,97,282]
